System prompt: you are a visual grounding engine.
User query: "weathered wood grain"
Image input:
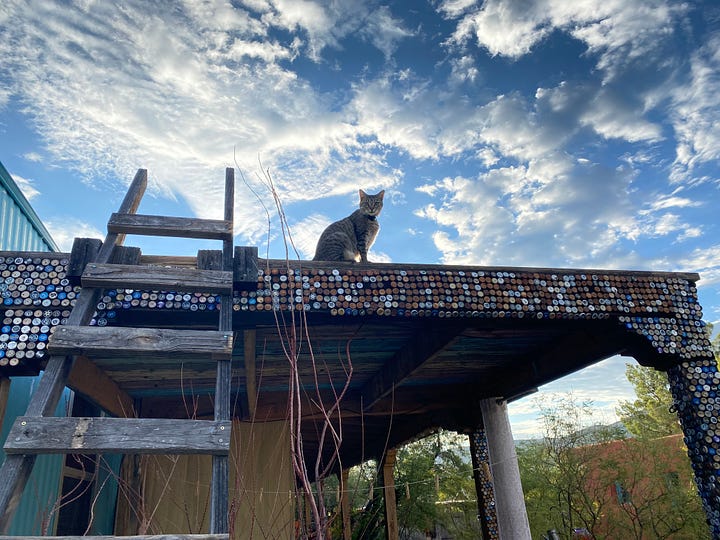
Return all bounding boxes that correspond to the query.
[82,262,233,293]
[67,356,135,418]
[4,417,231,455]
[0,169,148,534]
[108,213,233,240]
[0,534,228,540]
[49,326,234,360]
[233,245,258,284]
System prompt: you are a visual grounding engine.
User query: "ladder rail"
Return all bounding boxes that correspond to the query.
[210,167,235,534]
[0,169,148,533]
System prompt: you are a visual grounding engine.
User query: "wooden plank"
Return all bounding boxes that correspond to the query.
[0,169,148,534]
[0,534,228,540]
[49,326,234,360]
[198,249,223,271]
[4,417,231,455]
[111,245,142,265]
[233,246,259,284]
[140,255,197,267]
[108,213,233,240]
[67,356,135,418]
[382,449,398,540]
[341,468,352,540]
[361,324,462,410]
[244,329,257,418]
[0,378,9,435]
[67,238,102,282]
[82,263,233,293]
[211,167,235,535]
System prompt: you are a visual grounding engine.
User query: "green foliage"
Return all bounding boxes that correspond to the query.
[617,364,681,438]
[517,393,710,539]
[343,431,480,539]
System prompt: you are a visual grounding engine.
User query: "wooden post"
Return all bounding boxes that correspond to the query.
[244,330,257,419]
[210,167,235,534]
[341,468,352,540]
[479,398,531,540]
[0,377,10,434]
[382,448,398,540]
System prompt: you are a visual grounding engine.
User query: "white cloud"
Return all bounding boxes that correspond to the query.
[442,0,689,80]
[669,35,720,183]
[45,218,104,252]
[22,152,43,163]
[11,174,41,201]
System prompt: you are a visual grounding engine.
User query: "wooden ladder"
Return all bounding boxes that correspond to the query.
[0,168,235,537]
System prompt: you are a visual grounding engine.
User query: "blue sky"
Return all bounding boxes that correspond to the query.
[0,0,718,437]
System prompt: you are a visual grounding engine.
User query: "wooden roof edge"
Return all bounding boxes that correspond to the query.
[0,249,702,282]
[259,257,702,282]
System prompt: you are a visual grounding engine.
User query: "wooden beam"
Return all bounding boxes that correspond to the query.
[361,324,462,410]
[67,356,134,418]
[67,237,102,283]
[198,249,223,271]
[50,326,234,360]
[81,263,233,294]
[234,246,259,285]
[108,213,233,240]
[4,417,231,455]
[244,329,257,419]
[341,468,352,540]
[0,378,10,435]
[382,449,399,540]
[211,167,235,535]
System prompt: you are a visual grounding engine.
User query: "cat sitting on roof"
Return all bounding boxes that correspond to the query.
[312,189,385,263]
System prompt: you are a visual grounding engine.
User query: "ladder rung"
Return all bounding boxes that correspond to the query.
[49,326,233,360]
[4,417,231,455]
[108,213,233,240]
[0,536,228,540]
[82,262,233,293]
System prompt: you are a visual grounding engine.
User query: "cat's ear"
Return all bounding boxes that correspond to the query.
[359,189,367,198]
[378,190,385,199]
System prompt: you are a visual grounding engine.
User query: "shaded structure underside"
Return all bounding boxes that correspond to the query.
[0,252,712,472]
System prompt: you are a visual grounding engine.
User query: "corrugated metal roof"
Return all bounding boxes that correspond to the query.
[0,161,58,251]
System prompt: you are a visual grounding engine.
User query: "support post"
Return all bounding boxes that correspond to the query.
[0,377,9,434]
[244,329,257,419]
[382,448,398,540]
[469,427,499,539]
[341,468,351,540]
[667,358,720,537]
[479,398,531,540]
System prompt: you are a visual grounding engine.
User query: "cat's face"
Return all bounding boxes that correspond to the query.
[359,189,385,217]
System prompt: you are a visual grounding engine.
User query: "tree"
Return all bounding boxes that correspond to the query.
[616,364,680,438]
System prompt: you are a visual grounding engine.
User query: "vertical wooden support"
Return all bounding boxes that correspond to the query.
[341,468,352,540]
[382,448,398,540]
[0,377,10,435]
[244,329,257,419]
[479,398,531,540]
[210,167,234,534]
[0,169,148,534]
[469,427,499,539]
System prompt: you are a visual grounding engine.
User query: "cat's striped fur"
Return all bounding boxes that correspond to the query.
[312,189,385,262]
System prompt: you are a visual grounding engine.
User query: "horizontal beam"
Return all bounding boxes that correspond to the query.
[4,417,231,455]
[82,263,233,294]
[49,326,233,360]
[108,213,233,240]
[361,324,462,410]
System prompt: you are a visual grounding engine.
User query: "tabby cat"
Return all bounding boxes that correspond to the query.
[312,189,385,262]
